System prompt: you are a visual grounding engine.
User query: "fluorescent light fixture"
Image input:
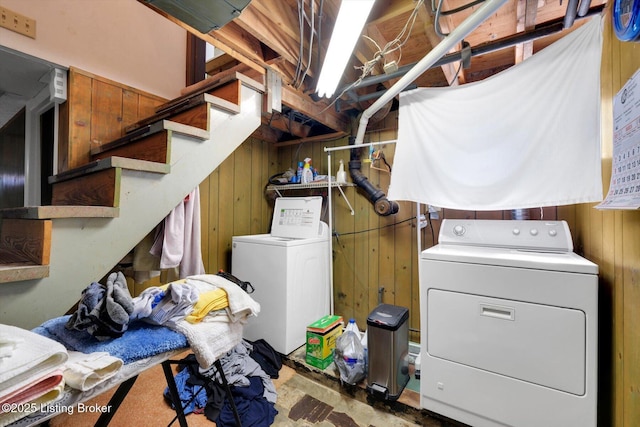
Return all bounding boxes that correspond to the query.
[316,0,376,98]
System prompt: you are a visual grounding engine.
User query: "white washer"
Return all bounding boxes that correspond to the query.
[231,196,330,355]
[420,219,598,427]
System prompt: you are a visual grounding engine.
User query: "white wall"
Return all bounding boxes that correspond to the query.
[0,0,186,99]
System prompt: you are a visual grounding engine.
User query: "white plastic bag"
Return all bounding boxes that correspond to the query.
[334,319,366,385]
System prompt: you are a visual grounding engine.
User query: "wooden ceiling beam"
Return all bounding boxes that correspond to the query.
[252,124,283,143]
[262,111,312,138]
[234,3,304,74]
[273,131,345,147]
[515,0,539,63]
[368,0,420,24]
[281,85,349,134]
[418,3,463,85]
[205,53,240,75]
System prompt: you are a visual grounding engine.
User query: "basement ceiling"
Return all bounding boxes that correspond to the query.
[140,0,608,144]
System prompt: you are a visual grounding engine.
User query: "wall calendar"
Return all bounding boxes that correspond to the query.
[597,68,640,210]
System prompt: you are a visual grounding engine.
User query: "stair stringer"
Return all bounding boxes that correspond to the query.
[0,84,262,330]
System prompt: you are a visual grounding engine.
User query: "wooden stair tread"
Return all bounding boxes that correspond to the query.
[203,93,241,115]
[49,156,170,184]
[124,93,240,135]
[94,120,209,157]
[122,72,264,135]
[0,206,119,219]
[0,262,49,284]
[179,71,265,99]
[162,71,263,113]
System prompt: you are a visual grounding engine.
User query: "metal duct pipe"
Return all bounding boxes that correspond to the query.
[577,0,593,17]
[354,0,509,145]
[564,0,580,28]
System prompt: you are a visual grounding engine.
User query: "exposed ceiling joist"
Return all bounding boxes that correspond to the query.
[140,0,609,145]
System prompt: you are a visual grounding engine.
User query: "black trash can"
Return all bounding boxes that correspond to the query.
[366,304,410,400]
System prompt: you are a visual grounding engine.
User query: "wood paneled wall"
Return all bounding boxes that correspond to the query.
[564,10,640,427]
[59,67,166,172]
[199,136,279,274]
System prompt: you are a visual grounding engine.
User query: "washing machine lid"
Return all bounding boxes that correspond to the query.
[271,196,323,239]
[232,229,328,247]
[422,219,598,275]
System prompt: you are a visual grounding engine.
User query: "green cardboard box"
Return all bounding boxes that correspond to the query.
[306,315,343,370]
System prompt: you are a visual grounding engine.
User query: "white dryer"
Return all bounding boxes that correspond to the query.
[231,196,330,355]
[420,219,598,427]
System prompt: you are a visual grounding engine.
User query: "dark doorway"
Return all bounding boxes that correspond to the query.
[0,109,26,209]
[40,107,55,205]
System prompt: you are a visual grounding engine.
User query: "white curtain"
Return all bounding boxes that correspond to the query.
[388,16,604,211]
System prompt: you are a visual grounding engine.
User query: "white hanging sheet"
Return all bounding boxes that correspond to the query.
[388,16,604,211]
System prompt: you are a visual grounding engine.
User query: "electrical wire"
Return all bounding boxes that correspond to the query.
[293,0,305,86]
[431,0,487,16]
[296,0,316,89]
[432,0,487,36]
[333,216,415,238]
[448,61,463,86]
[317,0,425,112]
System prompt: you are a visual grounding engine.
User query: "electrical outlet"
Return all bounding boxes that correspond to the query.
[0,7,36,39]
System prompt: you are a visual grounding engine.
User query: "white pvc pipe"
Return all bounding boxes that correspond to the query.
[354,0,509,144]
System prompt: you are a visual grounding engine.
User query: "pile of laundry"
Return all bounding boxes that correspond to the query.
[165,340,281,427]
[65,271,134,341]
[63,272,260,368]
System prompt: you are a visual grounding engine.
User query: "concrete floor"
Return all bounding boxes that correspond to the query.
[47,346,467,427]
[273,365,418,426]
[281,346,467,427]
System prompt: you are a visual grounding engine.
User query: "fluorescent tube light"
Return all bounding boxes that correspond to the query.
[316,0,375,98]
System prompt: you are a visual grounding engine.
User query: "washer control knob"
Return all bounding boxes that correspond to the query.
[453,225,465,236]
[549,229,557,237]
[512,228,520,235]
[530,228,539,236]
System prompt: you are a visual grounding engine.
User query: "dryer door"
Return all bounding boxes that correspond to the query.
[427,289,586,395]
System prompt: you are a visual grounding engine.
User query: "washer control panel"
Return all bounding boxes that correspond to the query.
[438,219,573,252]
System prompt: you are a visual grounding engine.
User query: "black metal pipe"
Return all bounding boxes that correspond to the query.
[348,139,399,216]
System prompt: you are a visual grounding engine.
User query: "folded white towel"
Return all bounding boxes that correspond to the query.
[0,373,65,427]
[0,333,23,359]
[173,318,244,369]
[0,324,67,399]
[64,351,123,391]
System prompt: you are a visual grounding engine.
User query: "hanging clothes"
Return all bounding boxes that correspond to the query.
[150,187,206,279]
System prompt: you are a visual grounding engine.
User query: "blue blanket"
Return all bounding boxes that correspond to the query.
[33,315,188,364]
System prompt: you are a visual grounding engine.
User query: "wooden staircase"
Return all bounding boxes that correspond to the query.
[0,73,264,328]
